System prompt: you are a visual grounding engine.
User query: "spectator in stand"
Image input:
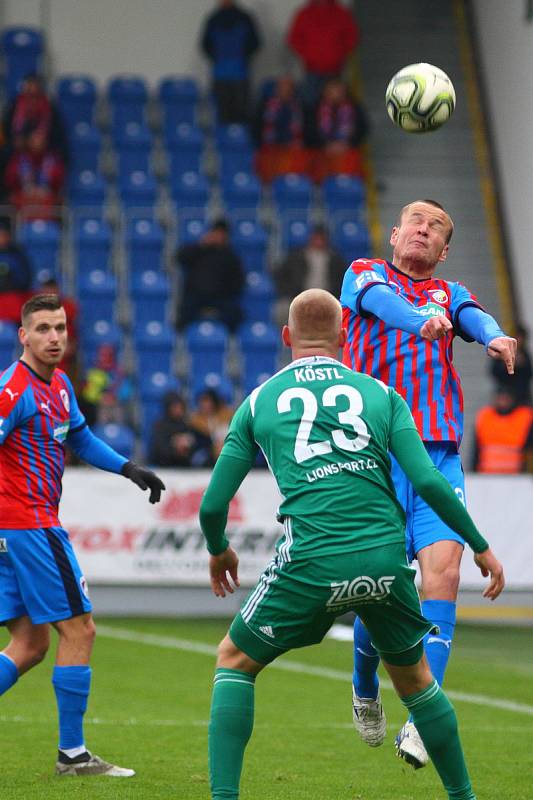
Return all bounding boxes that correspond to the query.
[1,74,68,160]
[0,219,32,323]
[78,343,133,428]
[272,223,346,326]
[471,386,533,474]
[149,391,213,468]
[490,323,532,406]
[254,75,310,182]
[34,278,79,379]
[189,387,235,462]
[287,0,359,108]
[309,77,368,181]
[4,129,66,220]
[175,218,244,332]
[200,0,261,124]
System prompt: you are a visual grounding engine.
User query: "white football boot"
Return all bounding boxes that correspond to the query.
[352,687,386,747]
[56,750,135,777]
[395,721,429,769]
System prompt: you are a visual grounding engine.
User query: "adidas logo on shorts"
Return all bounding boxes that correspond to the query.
[259,625,275,638]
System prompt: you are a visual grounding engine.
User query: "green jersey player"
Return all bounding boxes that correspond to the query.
[200,288,504,800]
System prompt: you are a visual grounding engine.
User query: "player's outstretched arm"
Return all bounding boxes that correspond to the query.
[474,549,505,600]
[486,336,517,375]
[457,306,516,373]
[121,461,166,504]
[360,283,450,339]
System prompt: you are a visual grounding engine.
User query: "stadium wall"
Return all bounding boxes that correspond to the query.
[470,0,533,334]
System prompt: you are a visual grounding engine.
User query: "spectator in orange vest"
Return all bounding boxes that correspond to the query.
[472,387,533,474]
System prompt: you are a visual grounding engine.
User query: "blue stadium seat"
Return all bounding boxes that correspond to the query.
[1,27,43,98]
[107,75,148,130]
[0,321,18,368]
[74,217,112,272]
[232,220,268,273]
[185,321,229,379]
[126,218,164,273]
[272,174,313,216]
[171,171,210,214]
[165,124,204,180]
[56,75,97,130]
[138,371,182,453]
[159,76,199,128]
[134,320,175,374]
[69,170,107,210]
[241,271,275,323]
[281,219,311,251]
[177,215,208,245]
[113,122,153,178]
[78,269,117,326]
[191,371,234,406]
[238,321,279,379]
[118,170,158,209]
[331,219,370,262]
[20,220,61,283]
[130,270,169,323]
[68,122,102,173]
[80,319,122,366]
[243,368,273,396]
[322,174,366,217]
[222,172,261,217]
[92,423,136,460]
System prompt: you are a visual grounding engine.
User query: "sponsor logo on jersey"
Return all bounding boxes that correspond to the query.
[355,271,385,290]
[60,389,70,413]
[306,458,378,483]
[40,400,52,415]
[0,538,7,553]
[429,289,448,304]
[53,423,70,442]
[418,302,447,318]
[326,575,396,611]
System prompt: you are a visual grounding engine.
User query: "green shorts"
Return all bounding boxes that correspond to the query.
[229,543,437,667]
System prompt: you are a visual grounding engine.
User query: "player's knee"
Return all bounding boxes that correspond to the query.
[82,616,97,646]
[216,634,251,670]
[423,564,460,599]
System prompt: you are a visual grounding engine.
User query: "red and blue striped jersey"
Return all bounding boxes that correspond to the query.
[0,360,85,528]
[340,258,482,445]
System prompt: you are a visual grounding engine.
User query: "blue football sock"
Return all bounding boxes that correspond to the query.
[352,617,380,700]
[0,653,18,695]
[422,599,457,687]
[52,665,91,750]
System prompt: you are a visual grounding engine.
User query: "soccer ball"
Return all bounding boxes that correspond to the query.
[385,63,456,133]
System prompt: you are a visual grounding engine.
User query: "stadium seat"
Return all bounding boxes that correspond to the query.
[68,122,102,173]
[125,218,164,273]
[20,220,61,283]
[74,217,113,272]
[118,170,158,209]
[232,220,268,273]
[113,122,153,178]
[107,75,148,130]
[1,27,44,98]
[177,215,208,245]
[222,172,261,218]
[158,76,199,128]
[56,75,97,129]
[80,319,122,366]
[68,170,107,210]
[165,123,204,180]
[138,370,182,453]
[130,270,169,323]
[184,321,229,379]
[78,269,117,326]
[331,219,370,262]
[272,174,313,216]
[134,320,175,374]
[216,124,255,178]
[191,371,234,406]
[171,171,210,214]
[241,271,275,323]
[0,321,18,368]
[92,423,136,460]
[238,321,279,380]
[281,219,311,252]
[322,174,366,218]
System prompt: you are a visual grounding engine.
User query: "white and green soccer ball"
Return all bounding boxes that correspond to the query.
[385,62,456,133]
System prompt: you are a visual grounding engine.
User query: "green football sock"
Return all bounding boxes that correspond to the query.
[208,668,256,800]
[401,680,476,800]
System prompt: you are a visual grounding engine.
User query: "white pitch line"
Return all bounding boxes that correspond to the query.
[96,625,533,717]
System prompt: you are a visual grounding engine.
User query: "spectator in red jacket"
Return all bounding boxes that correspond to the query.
[287,0,359,107]
[4,129,65,220]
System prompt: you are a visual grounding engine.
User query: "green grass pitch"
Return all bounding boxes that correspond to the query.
[0,618,532,799]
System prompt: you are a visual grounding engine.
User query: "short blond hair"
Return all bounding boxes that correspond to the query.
[288,289,342,347]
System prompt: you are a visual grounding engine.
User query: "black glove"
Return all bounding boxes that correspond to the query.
[121,461,166,504]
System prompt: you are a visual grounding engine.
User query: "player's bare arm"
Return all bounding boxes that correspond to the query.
[487,336,517,375]
[209,547,240,598]
[474,549,505,601]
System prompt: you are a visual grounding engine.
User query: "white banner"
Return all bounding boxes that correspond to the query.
[60,470,533,589]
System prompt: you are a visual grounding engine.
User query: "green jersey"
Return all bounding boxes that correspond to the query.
[221,355,418,558]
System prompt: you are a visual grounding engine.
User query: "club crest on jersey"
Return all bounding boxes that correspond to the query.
[80,575,90,599]
[60,389,70,413]
[429,289,448,304]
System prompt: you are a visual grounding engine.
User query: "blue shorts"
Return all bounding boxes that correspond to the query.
[391,442,466,562]
[0,527,92,625]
